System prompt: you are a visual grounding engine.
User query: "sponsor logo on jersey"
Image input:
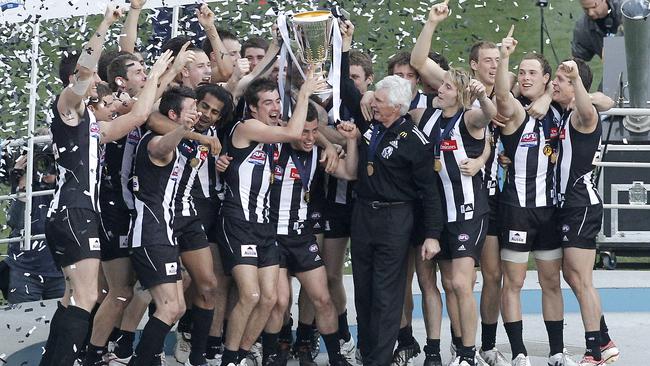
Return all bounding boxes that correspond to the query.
[460,203,474,213]
[440,139,458,151]
[248,150,267,165]
[119,235,128,249]
[389,140,399,148]
[311,212,321,221]
[314,254,322,261]
[241,245,258,258]
[290,167,301,180]
[170,165,180,181]
[562,224,570,233]
[560,128,566,140]
[519,132,538,148]
[458,244,466,251]
[89,121,101,139]
[127,129,140,145]
[563,235,569,242]
[508,230,527,244]
[458,234,470,242]
[309,244,319,253]
[550,127,559,139]
[165,262,178,276]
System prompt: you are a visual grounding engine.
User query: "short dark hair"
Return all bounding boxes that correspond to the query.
[159,86,196,117]
[161,36,195,58]
[349,50,374,78]
[196,83,235,123]
[241,36,269,57]
[244,78,278,108]
[98,49,132,82]
[88,82,113,107]
[387,51,418,78]
[429,51,449,71]
[58,50,80,87]
[469,41,497,64]
[107,54,141,92]
[521,53,552,80]
[306,102,318,123]
[202,29,238,56]
[562,58,593,91]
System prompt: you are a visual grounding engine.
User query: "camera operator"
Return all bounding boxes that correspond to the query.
[4,150,64,304]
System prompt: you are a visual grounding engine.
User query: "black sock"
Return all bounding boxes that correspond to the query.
[397,325,414,347]
[262,331,280,359]
[206,336,223,359]
[52,305,91,366]
[178,308,193,334]
[451,325,462,350]
[114,330,136,358]
[78,303,100,359]
[322,332,342,361]
[189,306,214,365]
[130,316,172,366]
[222,319,228,344]
[40,301,66,366]
[599,315,611,346]
[83,343,107,365]
[239,348,250,360]
[338,311,351,342]
[585,331,602,360]
[481,322,498,351]
[221,348,239,365]
[459,345,476,365]
[424,338,441,355]
[279,318,293,344]
[504,321,527,358]
[108,327,121,344]
[544,320,564,355]
[296,322,313,348]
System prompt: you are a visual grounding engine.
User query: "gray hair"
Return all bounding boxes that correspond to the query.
[375,75,412,115]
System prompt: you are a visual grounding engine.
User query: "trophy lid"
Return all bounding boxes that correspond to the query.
[292,10,332,23]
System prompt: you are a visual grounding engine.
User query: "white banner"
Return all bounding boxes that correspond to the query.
[0,0,222,24]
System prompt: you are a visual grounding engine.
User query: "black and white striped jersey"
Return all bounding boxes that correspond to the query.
[129,131,178,248]
[483,123,501,197]
[500,100,562,208]
[419,108,489,222]
[48,96,102,215]
[190,126,219,201]
[556,111,602,208]
[220,121,276,223]
[410,91,430,111]
[269,144,320,235]
[172,137,209,217]
[100,128,142,211]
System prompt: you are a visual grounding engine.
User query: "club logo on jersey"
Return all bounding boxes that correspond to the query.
[460,203,474,213]
[309,244,319,253]
[170,165,180,181]
[519,132,538,148]
[508,230,527,244]
[562,224,570,233]
[89,121,101,139]
[550,127,559,139]
[382,146,394,159]
[165,262,178,276]
[290,167,301,180]
[241,245,258,258]
[363,129,373,144]
[274,165,284,181]
[440,139,458,151]
[248,150,267,166]
[458,234,470,242]
[560,128,566,140]
[88,237,100,251]
[127,129,140,145]
[199,145,209,161]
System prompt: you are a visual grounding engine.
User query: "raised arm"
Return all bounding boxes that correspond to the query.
[465,79,497,131]
[197,3,234,82]
[99,50,173,143]
[148,115,196,166]
[58,5,123,124]
[561,61,598,132]
[119,0,146,53]
[590,92,615,112]
[410,1,450,90]
[230,34,281,101]
[495,25,524,133]
[330,122,359,180]
[147,110,222,156]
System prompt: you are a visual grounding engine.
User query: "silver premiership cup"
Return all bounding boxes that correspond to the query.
[290,10,334,97]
